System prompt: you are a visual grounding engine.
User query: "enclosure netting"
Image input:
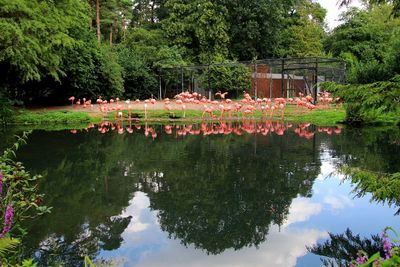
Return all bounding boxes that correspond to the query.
[158,57,345,100]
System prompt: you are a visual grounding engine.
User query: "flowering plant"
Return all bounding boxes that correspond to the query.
[0,132,51,264]
[350,227,400,267]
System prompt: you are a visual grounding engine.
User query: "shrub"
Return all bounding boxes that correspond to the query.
[322,75,400,125]
[0,132,51,265]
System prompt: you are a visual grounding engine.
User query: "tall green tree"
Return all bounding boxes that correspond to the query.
[324,5,400,83]
[275,0,327,57]
[117,28,184,99]
[0,0,87,83]
[0,0,123,103]
[162,0,230,63]
[220,0,295,60]
[89,0,133,45]
[131,0,165,28]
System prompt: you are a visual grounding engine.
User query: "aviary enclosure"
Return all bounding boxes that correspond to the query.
[158,57,346,100]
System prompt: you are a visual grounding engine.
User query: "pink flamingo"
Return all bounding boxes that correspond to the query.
[278,103,285,119]
[202,105,214,119]
[68,96,75,106]
[215,91,228,99]
[270,105,276,118]
[144,103,148,120]
[182,104,187,118]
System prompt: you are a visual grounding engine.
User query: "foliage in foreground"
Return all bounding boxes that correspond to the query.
[322,76,400,125]
[0,132,51,265]
[308,228,384,267]
[349,227,400,267]
[309,228,400,267]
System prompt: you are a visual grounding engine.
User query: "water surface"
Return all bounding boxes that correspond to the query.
[1,121,399,266]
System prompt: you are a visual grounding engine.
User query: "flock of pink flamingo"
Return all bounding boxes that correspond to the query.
[70,121,342,140]
[67,91,341,121]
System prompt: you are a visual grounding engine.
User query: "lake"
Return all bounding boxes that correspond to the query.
[1,121,399,266]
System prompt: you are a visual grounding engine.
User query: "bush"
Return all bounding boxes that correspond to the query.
[0,132,51,265]
[322,76,400,125]
[197,56,251,98]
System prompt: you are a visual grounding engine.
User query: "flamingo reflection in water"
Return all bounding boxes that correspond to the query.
[72,120,343,142]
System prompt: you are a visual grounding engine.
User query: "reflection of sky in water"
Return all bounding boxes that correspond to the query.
[99,151,398,267]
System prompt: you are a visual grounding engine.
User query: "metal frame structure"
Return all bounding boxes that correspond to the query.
[159,57,346,100]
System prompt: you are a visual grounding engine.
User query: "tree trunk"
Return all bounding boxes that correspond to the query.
[109,24,113,46]
[96,0,101,43]
[151,1,155,23]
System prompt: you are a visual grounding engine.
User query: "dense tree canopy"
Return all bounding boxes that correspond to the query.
[324,4,400,83]
[0,0,399,105]
[275,0,327,57]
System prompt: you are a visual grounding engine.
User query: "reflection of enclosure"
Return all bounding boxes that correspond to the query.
[159,57,345,100]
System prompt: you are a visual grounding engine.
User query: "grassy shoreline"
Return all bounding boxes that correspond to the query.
[6,105,347,130]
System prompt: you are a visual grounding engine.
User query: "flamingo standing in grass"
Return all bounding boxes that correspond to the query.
[144,103,148,120]
[125,100,132,118]
[68,96,75,106]
[182,104,187,118]
[224,105,232,120]
[278,103,285,119]
[202,105,214,119]
[165,103,174,117]
[270,105,276,118]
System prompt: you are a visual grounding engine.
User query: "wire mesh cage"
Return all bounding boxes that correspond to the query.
[159,57,346,100]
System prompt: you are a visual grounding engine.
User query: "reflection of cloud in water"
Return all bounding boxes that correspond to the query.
[324,195,354,210]
[316,155,345,182]
[102,192,327,267]
[283,198,322,227]
[133,227,327,267]
[121,192,151,234]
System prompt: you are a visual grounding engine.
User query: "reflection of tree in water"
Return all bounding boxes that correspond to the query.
[31,216,131,266]
[18,130,136,265]
[310,126,400,266]
[308,229,384,267]
[138,130,322,254]
[327,127,400,174]
[15,124,325,260]
[327,127,400,213]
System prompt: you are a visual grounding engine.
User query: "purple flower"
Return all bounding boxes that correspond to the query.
[356,255,367,264]
[0,172,3,197]
[0,204,13,238]
[382,232,392,260]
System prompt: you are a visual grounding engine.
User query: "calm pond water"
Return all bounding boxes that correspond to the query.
[1,121,399,267]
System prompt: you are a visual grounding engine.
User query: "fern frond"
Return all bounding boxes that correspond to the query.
[0,237,20,258]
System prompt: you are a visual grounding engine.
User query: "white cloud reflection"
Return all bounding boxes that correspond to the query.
[324,195,354,210]
[131,227,327,267]
[284,198,322,227]
[100,192,327,267]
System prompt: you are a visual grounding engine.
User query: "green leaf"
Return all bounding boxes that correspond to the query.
[0,237,20,258]
[84,256,95,267]
[22,259,38,267]
[359,252,381,266]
